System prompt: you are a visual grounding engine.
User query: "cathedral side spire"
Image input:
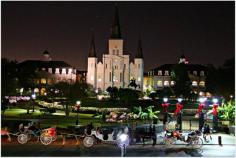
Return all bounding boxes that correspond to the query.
[88,35,97,57]
[110,5,122,39]
[135,37,143,58]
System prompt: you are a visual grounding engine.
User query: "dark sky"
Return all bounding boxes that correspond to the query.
[2,1,235,71]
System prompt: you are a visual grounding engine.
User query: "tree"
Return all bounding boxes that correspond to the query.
[206,58,235,98]
[1,58,19,96]
[118,88,139,107]
[106,86,119,100]
[171,63,191,98]
[218,100,235,124]
[51,82,94,117]
[146,106,160,123]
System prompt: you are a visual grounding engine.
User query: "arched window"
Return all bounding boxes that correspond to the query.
[192,81,198,86]
[164,81,169,86]
[157,80,163,87]
[199,81,205,87]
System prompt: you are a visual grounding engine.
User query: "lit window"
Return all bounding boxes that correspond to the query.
[91,76,94,81]
[68,68,72,74]
[157,80,163,87]
[62,68,66,74]
[138,77,141,82]
[170,81,175,86]
[199,81,205,87]
[164,70,169,76]
[193,71,197,76]
[192,81,198,86]
[48,68,52,73]
[158,70,162,76]
[200,71,204,76]
[55,68,60,74]
[42,68,46,71]
[164,81,169,86]
[41,78,46,84]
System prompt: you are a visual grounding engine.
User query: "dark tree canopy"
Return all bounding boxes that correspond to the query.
[171,63,191,98]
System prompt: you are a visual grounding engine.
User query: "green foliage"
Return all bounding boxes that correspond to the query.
[206,58,235,98]
[218,100,235,124]
[132,105,159,121]
[118,88,140,106]
[171,63,191,97]
[1,58,20,96]
[146,106,159,120]
[106,86,119,99]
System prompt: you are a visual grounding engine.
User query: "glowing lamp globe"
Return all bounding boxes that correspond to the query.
[212,98,218,104]
[31,94,36,100]
[199,97,205,103]
[177,98,183,103]
[163,98,168,103]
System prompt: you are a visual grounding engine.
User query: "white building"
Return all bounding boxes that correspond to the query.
[18,50,77,95]
[87,6,144,91]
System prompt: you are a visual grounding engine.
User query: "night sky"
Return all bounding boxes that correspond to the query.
[2,1,235,71]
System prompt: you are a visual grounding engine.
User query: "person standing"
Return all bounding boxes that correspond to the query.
[212,101,219,132]
[197,102,205,131]
[175,99,184,131]
[152,124,156,146]
[161,98,170,129]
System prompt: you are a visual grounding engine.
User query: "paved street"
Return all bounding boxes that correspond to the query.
[1,133,235,157]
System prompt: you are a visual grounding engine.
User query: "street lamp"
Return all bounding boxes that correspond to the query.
[117,133,129,157]
[31,93,36,112]
[199,97,206,103]
[75,101,81,125]
[163,97,168,103]
[212,98,218,104]
[177,98,183,103]
[197,97,206,130]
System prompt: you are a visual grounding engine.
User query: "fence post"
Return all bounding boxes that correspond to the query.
[189,120,192,130]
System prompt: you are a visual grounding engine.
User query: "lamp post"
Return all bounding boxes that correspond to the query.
[117,133,129,157]
[175,98,183,131]
[75,101,81,125]
[197,97,206,130]
[31,93,36,112]
[212,98,219,132]
[162,97,169,130]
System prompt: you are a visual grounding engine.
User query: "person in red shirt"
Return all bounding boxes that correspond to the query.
[175,99,184,131]
[161,97,173,129]
[212,98,219,132]
[197,98,206,131]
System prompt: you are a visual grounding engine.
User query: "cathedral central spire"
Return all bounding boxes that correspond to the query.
[88,35,97,57]
[136,37,143,58]
[110,5,122,39]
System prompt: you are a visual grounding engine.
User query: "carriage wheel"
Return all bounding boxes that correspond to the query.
[83,136,94,148]
[17,134,28,144]
[52,135,57,142]
[191,137,203,149]
[40,133,53,145]
[164,137,176,145]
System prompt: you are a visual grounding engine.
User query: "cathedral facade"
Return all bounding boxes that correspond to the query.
[87,6,144,92]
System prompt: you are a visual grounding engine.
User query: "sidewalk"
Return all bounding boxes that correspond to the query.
[133,133,235,145]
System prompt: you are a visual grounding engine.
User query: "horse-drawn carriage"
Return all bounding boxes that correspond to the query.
[83,125,130,148]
